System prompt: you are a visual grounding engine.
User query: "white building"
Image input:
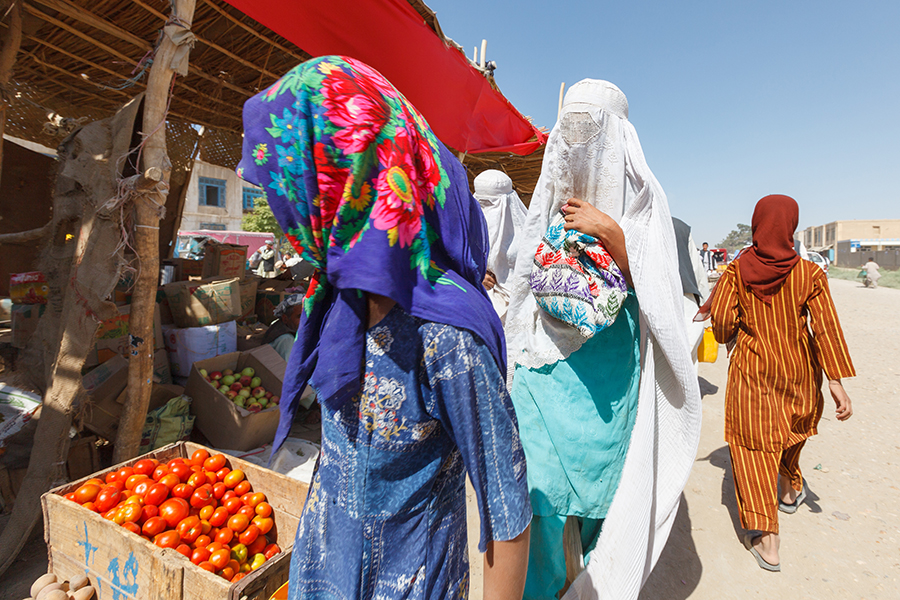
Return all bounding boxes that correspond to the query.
[179,160,265,232]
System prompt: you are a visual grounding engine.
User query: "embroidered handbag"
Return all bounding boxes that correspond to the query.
[530,208,628,338]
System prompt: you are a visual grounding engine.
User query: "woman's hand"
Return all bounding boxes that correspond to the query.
[829,379,853,421]
[483,270,497,290]
[562,197,633,287]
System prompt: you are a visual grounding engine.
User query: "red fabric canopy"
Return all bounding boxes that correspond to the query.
[223,0,546,155]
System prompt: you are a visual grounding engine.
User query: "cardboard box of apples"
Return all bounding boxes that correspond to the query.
[185,345,286,451]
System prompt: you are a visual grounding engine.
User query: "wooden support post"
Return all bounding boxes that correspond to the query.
[113,0,197,463]
[0,0,23,190]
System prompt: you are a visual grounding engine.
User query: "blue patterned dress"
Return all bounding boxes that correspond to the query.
[288,306,532,600]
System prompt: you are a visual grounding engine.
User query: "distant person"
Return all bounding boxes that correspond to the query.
[672,217,709,363]
[700,241,716,272]
[256,239,276,277]
[283,252,300,268]
[473,169,528,324]
[703,194,855,572]
[864,257,881,288]
[263,294,303,361]
[248,248,262,270]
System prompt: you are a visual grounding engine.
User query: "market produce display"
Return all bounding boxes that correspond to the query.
[63,450,281,583]
[200,367,280,413]
[25,572,95,600]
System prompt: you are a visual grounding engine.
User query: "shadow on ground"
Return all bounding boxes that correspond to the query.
[638,494,702,600]
[698,377,718,398]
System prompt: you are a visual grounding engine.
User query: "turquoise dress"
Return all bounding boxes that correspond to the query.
[510,292,641,599]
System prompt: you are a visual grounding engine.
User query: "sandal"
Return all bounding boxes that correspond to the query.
[742,533,781,572]
[779,480,808,514]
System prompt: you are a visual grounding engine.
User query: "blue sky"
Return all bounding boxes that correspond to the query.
[427,0,900,245]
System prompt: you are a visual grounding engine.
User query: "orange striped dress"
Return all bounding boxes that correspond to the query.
[710,259,855,531]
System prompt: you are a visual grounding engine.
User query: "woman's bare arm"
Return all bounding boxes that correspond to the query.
[562,197,633,287]
[483,525,530,600]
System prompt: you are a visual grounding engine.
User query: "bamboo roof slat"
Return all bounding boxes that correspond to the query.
[202,0,308,63]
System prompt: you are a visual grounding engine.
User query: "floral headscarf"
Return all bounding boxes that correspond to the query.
[238,56,504,455]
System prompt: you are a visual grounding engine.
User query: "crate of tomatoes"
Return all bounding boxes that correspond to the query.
[41,441,308,600]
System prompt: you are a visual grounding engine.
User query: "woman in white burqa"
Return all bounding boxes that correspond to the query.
[473,169,528,324]
[505,79,702,599]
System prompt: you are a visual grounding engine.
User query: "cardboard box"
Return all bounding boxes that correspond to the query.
[236,322,268,351]
[84,304,164,368]
[163,320,237,379]
[186,345,285,451]
[164,257,205,282]
[43,441,305,600]
[202,242,247,280]
[10,302,46,348]
[81,355,130,440]
[0,383,41,448]
[255,279,297,325]
[238,277,260,323]
[164,277,242,328]
[153,349,172,385]
[10,271,49,304]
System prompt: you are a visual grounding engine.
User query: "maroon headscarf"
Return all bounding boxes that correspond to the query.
[696,194,800,319]
[740,194,801,301]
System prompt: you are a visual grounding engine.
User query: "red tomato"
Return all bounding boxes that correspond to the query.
[176,515,201,536]
[95,486,121,513]
[175,543,192,558]
[199,505,215,521]
[223,497,243,515]
[152,465,169,481]
[191,448,211,465]
[214,527,234,545]
[194,534,212,548]
[198,561,216,573]
[73,483,101,505]
[212,483,227,500]
[238,524,259,546]
[187,472,207,488]
[65,492,77,502]
[210,507,230,527]
[182,523,203,544]
[234,480,251,496]
[122,521,141,536]
[238,505,256,519]
[82,501,98,513]
[204,471,218,484]
[231,573,246,583]
[105,471,118,483]
[138,505,159,525]
[142,516,168,537]
[171,463,193,483]
[102,508,118,520]
[172,483,195,500]
[191,547,211,566]
[251,516,274,535]
[190,487,214,509]
[227,514,250,533]
[209,548,231,570]
[263,543,281,560]
[132,479,152,497]
[200,520,212,535]
[246,492,266,508]
[219,566,235,580]
[206,541,227,554]
[132,458,158,476]
[116,466,135,482]
[107,479,126,493]
[144,482,169,506]
[222,490,237,501]
[246,535,267,557]
[85,478,105,487]
[222,470,245,489]
[159,498,190,528]
[255,502,273,518]
[204,454,227,472]
[158,474,180,490]
[167,457,186,467]
[118,503,142,524]
[154,530,181,549]
[125,474,149,491]
[215,467,231,483]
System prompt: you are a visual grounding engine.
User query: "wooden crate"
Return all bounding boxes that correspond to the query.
[42,441,307,600]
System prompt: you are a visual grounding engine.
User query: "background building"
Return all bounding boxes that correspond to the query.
[801,220,900,270]
[179,160,265,232]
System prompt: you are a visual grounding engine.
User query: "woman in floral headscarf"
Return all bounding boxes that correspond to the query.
[238,56,531,600]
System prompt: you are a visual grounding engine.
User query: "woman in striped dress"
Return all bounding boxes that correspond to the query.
[708,194,855,572]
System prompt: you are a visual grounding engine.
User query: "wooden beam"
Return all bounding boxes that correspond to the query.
[0,0,24,190]
[0,225,47,245]
[114,0,198,463]
[31,0,151,51]
[202,0,308,63]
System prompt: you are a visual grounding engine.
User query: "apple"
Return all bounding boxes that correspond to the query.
[250,386,265,399]
[241,367,255,378]
[257,397,269,408]
[225,390,238,400]
[210,371,223,381]
[238,388,252,398]
[223,369,234,377]
[239,376,252,387]
[228,382,241,392]
[209,381,220,390]
[199,368,208,378]
[264,391,273,399]
[234,396,246,408]
[221,375,236,387]
[250,377,262,388]
[269,396,280,405]
[247,403,262,413]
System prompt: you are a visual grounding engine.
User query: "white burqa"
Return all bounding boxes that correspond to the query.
[504,80,702,599]
[473,170,528,323]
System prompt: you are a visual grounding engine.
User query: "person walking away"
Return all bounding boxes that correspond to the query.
[704,194,855,572]
[700,241,716,273]
[673,217,709,364]
[238,55,531,600]
[864,257,881,288]
[256,240,276,277]
[473,169,528,324]
[505,79,701,599]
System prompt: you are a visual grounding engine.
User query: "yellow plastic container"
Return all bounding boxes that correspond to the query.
[697,327,718,363]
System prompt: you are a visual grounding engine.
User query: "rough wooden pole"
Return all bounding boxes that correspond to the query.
[113,0,196,463]
[0,0,23,190]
